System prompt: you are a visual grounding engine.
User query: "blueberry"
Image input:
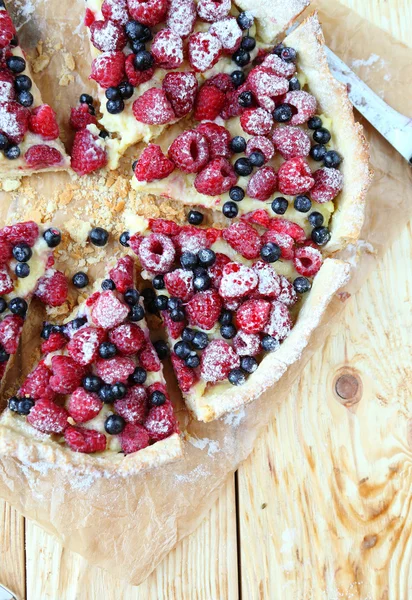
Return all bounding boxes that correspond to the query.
[271,197,289,215]
[41,323,53,339]
[249,151,265,167]
[130,40,146,54]
[260,242,281,263]
[308,116,322,130]
[106,87,120,101]
[155,294,169,311]
[9,297,27,317]
[232,48,250,67]
[193,271,211,291]
[229,186,245,202]
[15,263,30,278]
[294,194,312,213]
[0,346,9,363]
[70,317,87,330]
[83,375,103,393]
[99,342,117,359]
[241,36,256,51]
[99,385,116,403]
[192,331,209,349]
[6,56,26,73]
[313,128,331,144]
[273,104,293,123]
[293,276,311,293]
[221,324,236,339]
[17,91,33,107]
[5,146,20,160]
[311,226,331,246]
[153,274,165,290]
[324,150,342,168]
[167,297,181,311]
[126,20,151,41]
[43,227,61,248]
[238,90,253,108]
[308,212,324,228]
[106,98,125,114]
[0,134,8,150]
[310,144,327,161]
[134,50,154,71]
[197,250,215,269]
[112,382,127,399]
[230,70,245,88]
[188,210,204,225]
[129,304,145,322]
[119,231,130,247]
[154,340,169,359]
[72,272,89,288]
[170,308,185,322]
[105,414,126,435]
[129,366,147,385]
[150,390,166,406]
[280,47,297,63]
[228,368,246,385]
[124,288,140,306]
[80,93,93,105]
[101,278,116,291]
[182,328,195,342]
[0,298,6,313]
[180,251,198,270]
[230,136,247,153]
[174,340,191,359]
[219,310,232,325]
[8,397,20,412]
[288,77,301,91]
[240,355,258,374]
[89,227,109,246]
[14,75,32,92]
[237,11,254,30]
[272,43,285,56]
[17,399,35,415]
[185,352,200,368]
[234,157,253,176]
[261,335,280,352]
[222,201,239,219]
[12,243,32,262]
[118,81,134,99]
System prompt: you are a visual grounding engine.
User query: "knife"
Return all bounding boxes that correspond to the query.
[0,584,17,600]
[325,46,412,164]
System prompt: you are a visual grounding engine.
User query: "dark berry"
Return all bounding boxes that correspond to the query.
[6,56,26,73]
[237,11,254,30]
[193,271,211,291]
[260,242,281,263]
[112,382,127,399]
[222,201,239,219]
[134,50,154,71]
[101,278,116,291]
[14,75,32,92]
[125,20,151,41]
[273,104,293,123]
[17,399,35,415]
[230,136,246,153]
[153,274,165,290]
[118,81,134,99]
[280,47,297,63]
[43,227,61,248]
[124,288,139,306]
[234,157,253,176]
[219,310,232,325]
[230,70,245,88]
[294,195,312,213]
[272,43,285,56]
[15,263,29,278]
[89,227,109,246]
[192,331,209,349]
[80,93,93,105]
[99,384,116,403]
[129,304,145,321]
[70,317,87,331]
[72,272,89,288]
[249,151,265,167]
[293,276,311,293]
[132,159,138,171]
[229,186,245,202]
[241,36,256,51]
[313,128,331,144]
[9,297,27,317]
[105,414,126,435]
[174,340,191,359]
[232,48,250,67]
[228,368,246,385]
[0,298,6,313]
[0,134,8,150]
[5,146,20,160]
[150,390,166,406]
[308,116,322,130]
[129,366,147,385]
[83,375,103,393]
[51,325,65,335]
[119,231,130,247]
[0,345,9,362]
[170,308,185,322]
[167,296,181,310]
[182,327,195,342]
[17,91,33,107]
[185,352,200,368]
[288,77,301,91]
[154,340,169,359]
[238,90,253,108]
[324,150,342,168]
[12,243,32,262]
[106,87,120,100]
[198,248,216,267]
[261,334,280,352]
[131,40,146,54]
[308,212,324,228]
[180,251,198,270]
[99,342,117,359]
[240,355,258,374]
[310,144,327,161]
[311,226,331,246]
[271,197,288,215]
[221,324,236,339]
[188,210,204,225]
[106,98,125,114]
[155,294,169,311]
[41,323,52,339]
[8,397,20,412]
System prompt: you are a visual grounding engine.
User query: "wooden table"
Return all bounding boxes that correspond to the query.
[1,1,412,598]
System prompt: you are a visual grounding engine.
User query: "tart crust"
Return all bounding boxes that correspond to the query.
[235,0,310,44]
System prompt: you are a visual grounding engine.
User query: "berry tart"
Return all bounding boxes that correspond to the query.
[0,2,69,178]
[0,255,182,475]
[79,0,309,170]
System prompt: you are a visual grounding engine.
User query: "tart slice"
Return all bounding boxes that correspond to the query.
[123,214,350,422]
[0,255,182,475]
[0,2,69,178]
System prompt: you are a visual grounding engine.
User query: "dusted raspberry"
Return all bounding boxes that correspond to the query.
[163,71,198,118]
[0,71,15,102]
[0,266,14,295]
[241,209,270,229]
[25,146,64,169]
[127,0,168,26]
[272,126,311,160]
[137,232,175,274]
[149,218,181,236]
[277,157,314,196]
[169,130,209,173]
[283,91,317,125]
[246,136,275,162]
[151,28,184,69]
[268,218,306,244]
[162,310,186,339]
[65,425,107,453]
[90,19,127,52]
[69,104,98,131]
[220,83,248,120]
[186,289,222,330]
[209,17,242,53]
[144,403,177,441]
[278,275,298,307]
[164,268,194,302]
[252,261,281,299]
[125,55,154,87]
[263,300,292,340]
[193,84,225,121]
[174,227,210,253]
[247,166,277,201]
[206,228,222,245]
[240,107,273,136]
[86,291,101,307]
[96,356,135,384]
[197,0,231,21]
[109,323,146,355]
[233,330,261,357]
[310,167,344,203]
[0,101,29,144]
[293,246,322,277]
[134,144,175,183]
[236,299,271,334]
[90,51,125,88]
[171,353,197,393]
[49,355,87,394]
[138,342,162,372]
[194,158,237,196]
[27,399,69,434]
[167,0,196,37]
[35,269,68,307]
[108,255,134,293]
[67,326,106,366]
[0,239,12,264]
[102,0,129,24]
[200,339,239,383]
[206,73,234,94]
[222,222,262,260]
[188,32,222,72]
[133,88,176,125]
[0,315,23,354]
[67,388,102,423]
[91,290,129,329]
[247,66,289,112]
[19,363,56,402]
[120,423,150,454]
[0,9,16,49]
[71,129,108,176]
[262,229,294,260]
[41,332,67,354]
[261,53,297,78]
[28,104,60,140]
[114,385,148,424]
[196,122,231,159]
[219,262,258,300]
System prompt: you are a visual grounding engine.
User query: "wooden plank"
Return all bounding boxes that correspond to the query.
[0,499,26,599]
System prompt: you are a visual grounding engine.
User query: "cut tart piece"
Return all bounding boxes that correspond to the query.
[0,255,182,475]
[0,3,69,178]
[79,0,309,170]
[123,214,350,422]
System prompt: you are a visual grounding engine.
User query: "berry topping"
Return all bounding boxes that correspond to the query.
[283,91,317,125]
[0,101,29,144]
[107,256,134,293]
[18,363,54,402]
[164,268,194,302]
[252,260,281,299]
[208,252,230,289]
[188,31,222,72]
[278,275,298,306]
[194,158,237,196]
[69,103,98,131]
[222,221,262,260]
[96,356,135,384]
[0,315,23,355]
[151,28,184,69]
[196,122,231,159]
[144,403,177,441]
[261,53,296,78]
[233,330,261,356]
[209,17,242,53]
[114,385,148,424]
[186,289,222,330]
[28,104,59,140]
[25,145,63,169]
[293,246,322,277]
[277,157,315,196]
[90,19,127,52]
[169,130,209,173]
[134,143,175,182]
[67,388,102,423]
[272,126,311,160]
[67,326,106,366]
[162,71,198,118]
[197,0,230,20]
[194,84,226,123]
[0,9,16,49]
[65,426,106,453]
[49,355,87,394]
[236,299,271,334]
[171,353,197,392]
[119,423,150,454]
[263,301,292,340]
[90,51,125,88]
[127,0,168,26]
[133,88,175,125]
[246,136,274,162]
[138,342,162,371]
[71,129,107,176]
[35,270,68,307]
[261,229,294,260]
[3,220,38,246]
[166,0,196,37]
[137,232,175,274]
[0,71,15,102]
[27,399,68,434]
[247,66,289,112]
[310,167,344,203]
[240,107,273,136]
[200,339,239,383]
[0,267,13,295]
[102,0,129,24]
[311,226,331,246]
[246,166,277,201]
[91,291,129,329]
[219,262,258,300]
[109,322,146,355]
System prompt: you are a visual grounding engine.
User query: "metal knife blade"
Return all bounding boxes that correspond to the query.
[325,46,412,163]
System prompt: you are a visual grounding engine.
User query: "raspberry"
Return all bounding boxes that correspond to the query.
[196,122,231,159]
[69,104,98,131]
[197,0,231,21]
[134,144,175,183]
[162,71,198,118]
[207,252,230,288]
[194,158,237,196]
[283,91,317,125]
[0,101,29,144]
[0,9,16,49]
[186,289,222,330]
[222,222,262,260]
[96,356,135,384]
[144,403,177,441]
[263,300,292,340]
[169,130,209,173]
[125,55,154,87]
[166,0,196,37]
[262,229,294,260]
[127,0,168,26]
[268,218,306,244]
[138,342,162,372]
[71,129,108,176]
[86,291,101,307]
[272,126,310,160]
[25,145,64,169]
[120,423,150,454]
[0,71,15,102]
[109,323,146,355]
[90,19,127,52]
[149,218,181,236]
[233,330,261,356]
[65,425,107,453]
[114,385,148,424]
[27,399,69,434]
[0,266,13,295]
[84,7,95,26]
[247,66,289,112]
[219,83,248,120]
[236,299,271,334]
[293,246,322,277]
[137,233,175,274]
[162,310,186,339]
[0,315,23,354]
[252,260,281,299]
[209,17,242,53]
[108,255,134,293]
[219,262,258,300]
[206,73,234,94]
[246,136,274,162]
[19,363,55,402]
[151,28,184,69]
[247,166,277,201]
[171,353,197,393]
[67,388,102,423]
[0,241,11,266]
[310,167,344,203]
[67,326,106,366]
[41,332,67,354]
[133,88,175,125]
[188,32,222,72]
[35,270,68,307]
[200,339,239,383]
[164,268,194,302]
[91,291,129,329]
[3,221,39,246]
[241,209,270,229]
[240,107,273,136]
[193,84,225,121]
[49,355,86,394]
[102,0,129,24]
[90,51,125,88]
[278,275,298,306]
[261,53,297,78]
[205,227,222,246]
[277,157,314,196]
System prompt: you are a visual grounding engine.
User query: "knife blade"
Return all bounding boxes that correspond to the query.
[325,46,412,164]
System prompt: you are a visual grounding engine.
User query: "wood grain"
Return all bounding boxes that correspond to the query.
[0,500,25,599]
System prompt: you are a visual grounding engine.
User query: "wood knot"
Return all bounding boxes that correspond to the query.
[333,368,363,407]
[362,534,378,550]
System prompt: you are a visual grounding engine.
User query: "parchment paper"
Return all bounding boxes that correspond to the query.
[0,0,410,586]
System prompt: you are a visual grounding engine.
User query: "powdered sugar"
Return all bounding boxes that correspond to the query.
[200,339,239,383]
[283,91,317,126]
[272,125,311,160]
[209,17,242,53]
[188,31,222,72]
[166,0,196,37]
[263,301,292,340]
[219,263,258,300]
[196,0,231,22]
[151,28,184,69]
